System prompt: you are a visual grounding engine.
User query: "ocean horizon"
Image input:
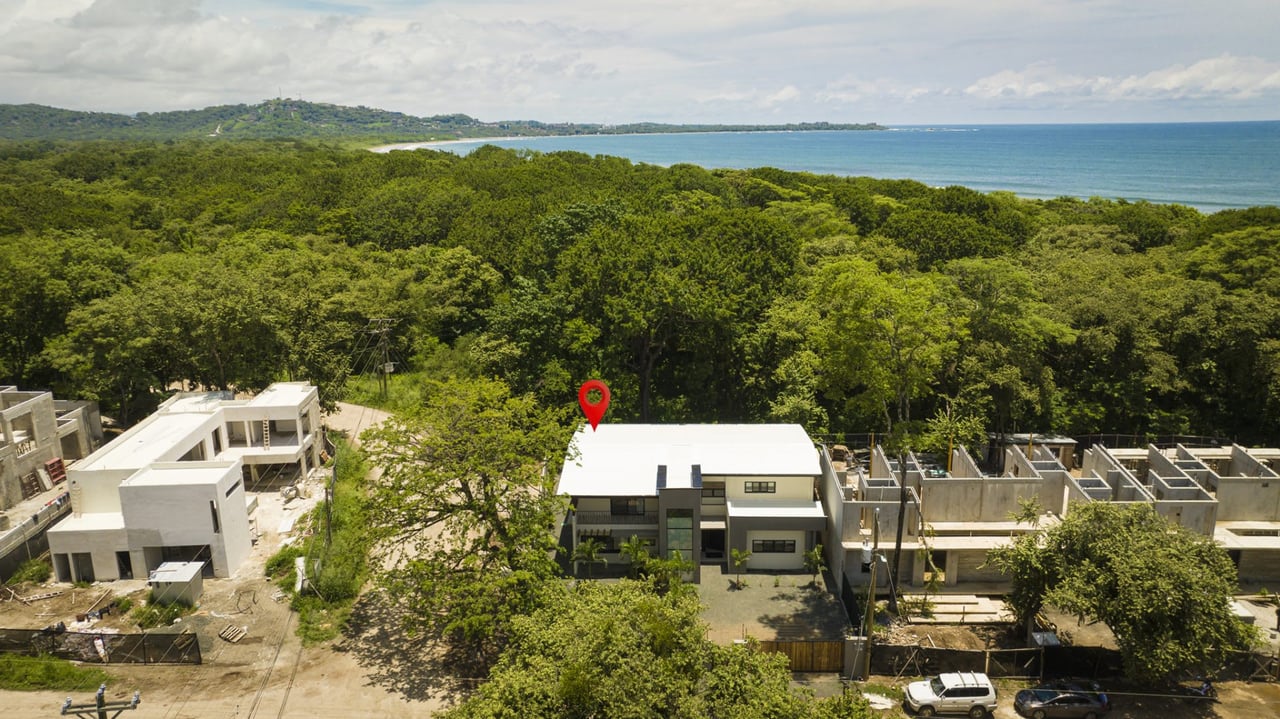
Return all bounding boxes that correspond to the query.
[377,121,1280,212]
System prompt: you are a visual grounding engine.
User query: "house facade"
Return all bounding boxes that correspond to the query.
[47,382,323,583]
[557,424,826,582]
[1,386,101,511]
[824,437,1280,594]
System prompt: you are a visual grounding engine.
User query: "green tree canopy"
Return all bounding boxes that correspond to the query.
[443,580,871,719]
[361,377,572,664]
[987,502,1257,683]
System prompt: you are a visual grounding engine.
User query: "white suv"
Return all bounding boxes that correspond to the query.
[904,671,998,718]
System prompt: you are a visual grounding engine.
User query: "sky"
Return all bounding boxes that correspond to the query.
[1,0,1278,125]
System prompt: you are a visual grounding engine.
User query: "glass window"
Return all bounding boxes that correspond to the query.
[666,508,693,562]
[751,539,796,553]
[611,498,645,515]
[744,481,776,494]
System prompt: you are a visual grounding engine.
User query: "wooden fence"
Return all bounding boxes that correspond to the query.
[758,639,846,672]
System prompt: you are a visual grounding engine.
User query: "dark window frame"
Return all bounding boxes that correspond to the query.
[751,539,796,553]
[610,497,645,515]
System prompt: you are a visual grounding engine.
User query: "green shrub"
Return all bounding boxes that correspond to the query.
[5,558,51,585]
[0,654,109,691]
[113,596,134,614]
[132,593,194,629]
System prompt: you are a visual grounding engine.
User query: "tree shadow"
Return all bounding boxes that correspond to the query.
[335,590,482,705]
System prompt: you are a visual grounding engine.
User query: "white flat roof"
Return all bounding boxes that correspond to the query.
[80,412,211,471]
[150,561,204,583]
[47,512,126,533]
[248,382,315,408]
[558,424,819,497]
[123,462,235,487]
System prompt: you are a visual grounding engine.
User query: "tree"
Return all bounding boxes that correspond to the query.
[730,547,752,589]
[804,544,827,588]
[811,258,964,431]
[571,537,607,580]
[986,502,1258,682]
[619,535,652,579]
[442,580,870,719]
[361,377,572,665]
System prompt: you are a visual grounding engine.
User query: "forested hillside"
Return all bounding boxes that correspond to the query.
[0,100,883,142]
[2,139,1279,442]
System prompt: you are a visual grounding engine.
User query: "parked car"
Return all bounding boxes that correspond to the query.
[904,672,998,718]
[1036,679,1110,711]
[1014,686,1110,719]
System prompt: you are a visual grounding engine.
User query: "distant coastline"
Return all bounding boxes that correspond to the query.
[374,122,1280,211]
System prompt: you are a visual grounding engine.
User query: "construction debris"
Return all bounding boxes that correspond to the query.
[218,624,248,643]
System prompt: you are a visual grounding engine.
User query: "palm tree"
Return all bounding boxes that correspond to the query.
[619,535,651,578]
[730,547,752,589]
[803,544,826,588]
[572,537,607,579]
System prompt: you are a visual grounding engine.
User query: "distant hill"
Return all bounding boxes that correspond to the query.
[0,99,883,142]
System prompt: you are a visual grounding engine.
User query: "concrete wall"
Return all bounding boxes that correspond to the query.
[1238,550,1280,584]
[952,550,1006,583]
[921,475,1061,523]
[68,468,133,514]
[119,462,249,578]
[0,391,59,509]
[1216,477,1280,521]
[49,527,129,582]
[819,448,846,585]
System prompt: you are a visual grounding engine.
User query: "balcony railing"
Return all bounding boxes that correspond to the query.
[575,511,659,526]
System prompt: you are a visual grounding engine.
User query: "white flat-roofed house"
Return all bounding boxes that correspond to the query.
[47,382,322,583]
[557,424,826,582]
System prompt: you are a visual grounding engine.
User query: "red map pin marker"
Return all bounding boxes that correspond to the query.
[578,379,610,431]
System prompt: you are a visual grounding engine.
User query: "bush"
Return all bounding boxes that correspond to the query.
[5,558,51,585]
[0,654,109,691]
[131,592,194,629]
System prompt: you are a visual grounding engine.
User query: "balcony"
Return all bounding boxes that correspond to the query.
[575,511,659,526]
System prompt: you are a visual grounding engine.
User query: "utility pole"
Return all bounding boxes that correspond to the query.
[364,318,397,400]
[60,685,139,719]
[890,451,908,615]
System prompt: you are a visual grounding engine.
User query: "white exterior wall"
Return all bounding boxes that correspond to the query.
[724,475,814,502]
[745,529,806,570]
[68,468,133,514]
[47,527,128,582]
[119,463,247,578]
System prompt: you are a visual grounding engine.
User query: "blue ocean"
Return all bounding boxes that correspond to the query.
[392,122,1280,212]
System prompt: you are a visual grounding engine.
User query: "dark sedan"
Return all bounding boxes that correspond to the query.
[1014,688,1110,719]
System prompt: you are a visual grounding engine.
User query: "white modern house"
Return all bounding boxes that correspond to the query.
[557,424,825,582]
[47,383,323,583]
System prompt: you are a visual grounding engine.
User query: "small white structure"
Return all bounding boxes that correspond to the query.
[148,561,205,606]
[48,383,323,582]
[558,424,825,582]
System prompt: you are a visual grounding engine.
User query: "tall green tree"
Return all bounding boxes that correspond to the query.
[361,377,572,664]
[443,580,871,719]
[811,258,964,431]
[987,502,1257,682]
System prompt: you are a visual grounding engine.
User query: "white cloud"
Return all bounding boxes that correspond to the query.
[0,0,1277,123]
[966,55,1280,103]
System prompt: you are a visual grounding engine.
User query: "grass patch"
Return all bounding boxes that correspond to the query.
[264,437,371,644]
[0,654,109,691]
[5,557,51,585]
